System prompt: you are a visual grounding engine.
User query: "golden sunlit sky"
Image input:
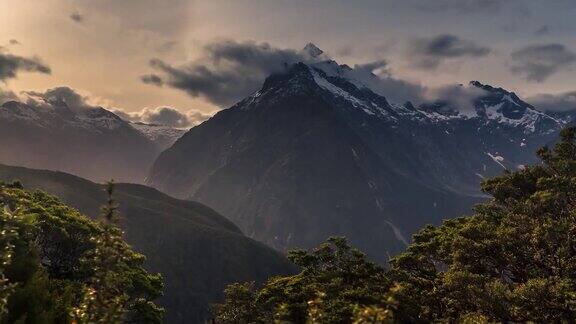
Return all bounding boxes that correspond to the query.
[2,0,576,121]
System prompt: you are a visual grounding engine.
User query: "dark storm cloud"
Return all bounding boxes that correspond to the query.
[510,43,576,82]
[528,91,576,112]
[143,40,307,107]
[116,106,211,127]
[143,40,427,106]
[70,11,84,23]
[0,52,51,81]
[409,34,491,69]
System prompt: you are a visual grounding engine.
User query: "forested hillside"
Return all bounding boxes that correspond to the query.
[0,165,294,323]
[0,181,163,323]
[214,128,576,323]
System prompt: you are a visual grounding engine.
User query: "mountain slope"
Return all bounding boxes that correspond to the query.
[0,164,294,323]
[0,100,160,183]
[147,52,562,263]
[130,121,187,149]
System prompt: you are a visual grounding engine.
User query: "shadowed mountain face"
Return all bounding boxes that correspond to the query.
[0,101,185,183]
[0,164,294,324]
[147,55,562,263]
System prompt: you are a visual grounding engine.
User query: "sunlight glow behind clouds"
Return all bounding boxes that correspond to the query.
[1,0,576,115]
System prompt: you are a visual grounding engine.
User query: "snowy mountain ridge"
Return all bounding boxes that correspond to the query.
[250,44,562,134]
[0,100,126,133]
[0,100,186,147]
[130,122,187,148]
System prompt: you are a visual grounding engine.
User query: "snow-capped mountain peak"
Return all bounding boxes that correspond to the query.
[469,80,560,133]
[303,42,325,58]
[0,100,129,132]
[246,54,561,136]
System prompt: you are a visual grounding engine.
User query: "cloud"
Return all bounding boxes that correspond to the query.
[422,83,488,117]
[115,106,211,128]
[70,11,84,23]
[510,43,576,82]
[143,40,308,107]
[409,34,491,69]
[139,107,196,127]
[143,40,426,106]
[141,74,163,86]
[349,60,425,104]
[0,51,51,81]
[528,91,576,112]
[354,60,391,77]
[23,86,103,113]
[21,85,211,127]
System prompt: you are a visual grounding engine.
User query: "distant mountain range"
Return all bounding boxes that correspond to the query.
[147,45,566,263]
[130,121,187,148]
[0,164,293,323]
[0,100,185,183]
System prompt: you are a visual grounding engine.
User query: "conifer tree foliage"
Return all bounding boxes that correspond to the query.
[213,127,576,323]
[212,237,390,323]
[389,127,576,322]
[0,181,163,323]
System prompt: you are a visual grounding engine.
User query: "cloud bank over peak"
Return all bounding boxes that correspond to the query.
[142,40,428,107]
[22,86,108,114]
[422,83,489,116]
[115,106,212,128]
[142,40,309,107]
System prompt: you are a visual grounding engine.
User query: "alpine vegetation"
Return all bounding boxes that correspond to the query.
[213,128,576,323]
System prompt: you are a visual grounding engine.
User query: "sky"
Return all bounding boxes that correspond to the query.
[2,0,576,125]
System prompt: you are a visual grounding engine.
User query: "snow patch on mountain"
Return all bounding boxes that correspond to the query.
[130,122,186,148]
[311,68,376,114]
[487,152,506,169]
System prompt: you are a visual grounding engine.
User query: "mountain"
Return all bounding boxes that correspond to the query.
[546,109,576,125]
[130,121,187,150]
[0,164,294,323]
[147,46,562,263]
[0,100,161,183]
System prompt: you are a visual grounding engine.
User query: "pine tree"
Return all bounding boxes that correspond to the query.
[73,181,163,323]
